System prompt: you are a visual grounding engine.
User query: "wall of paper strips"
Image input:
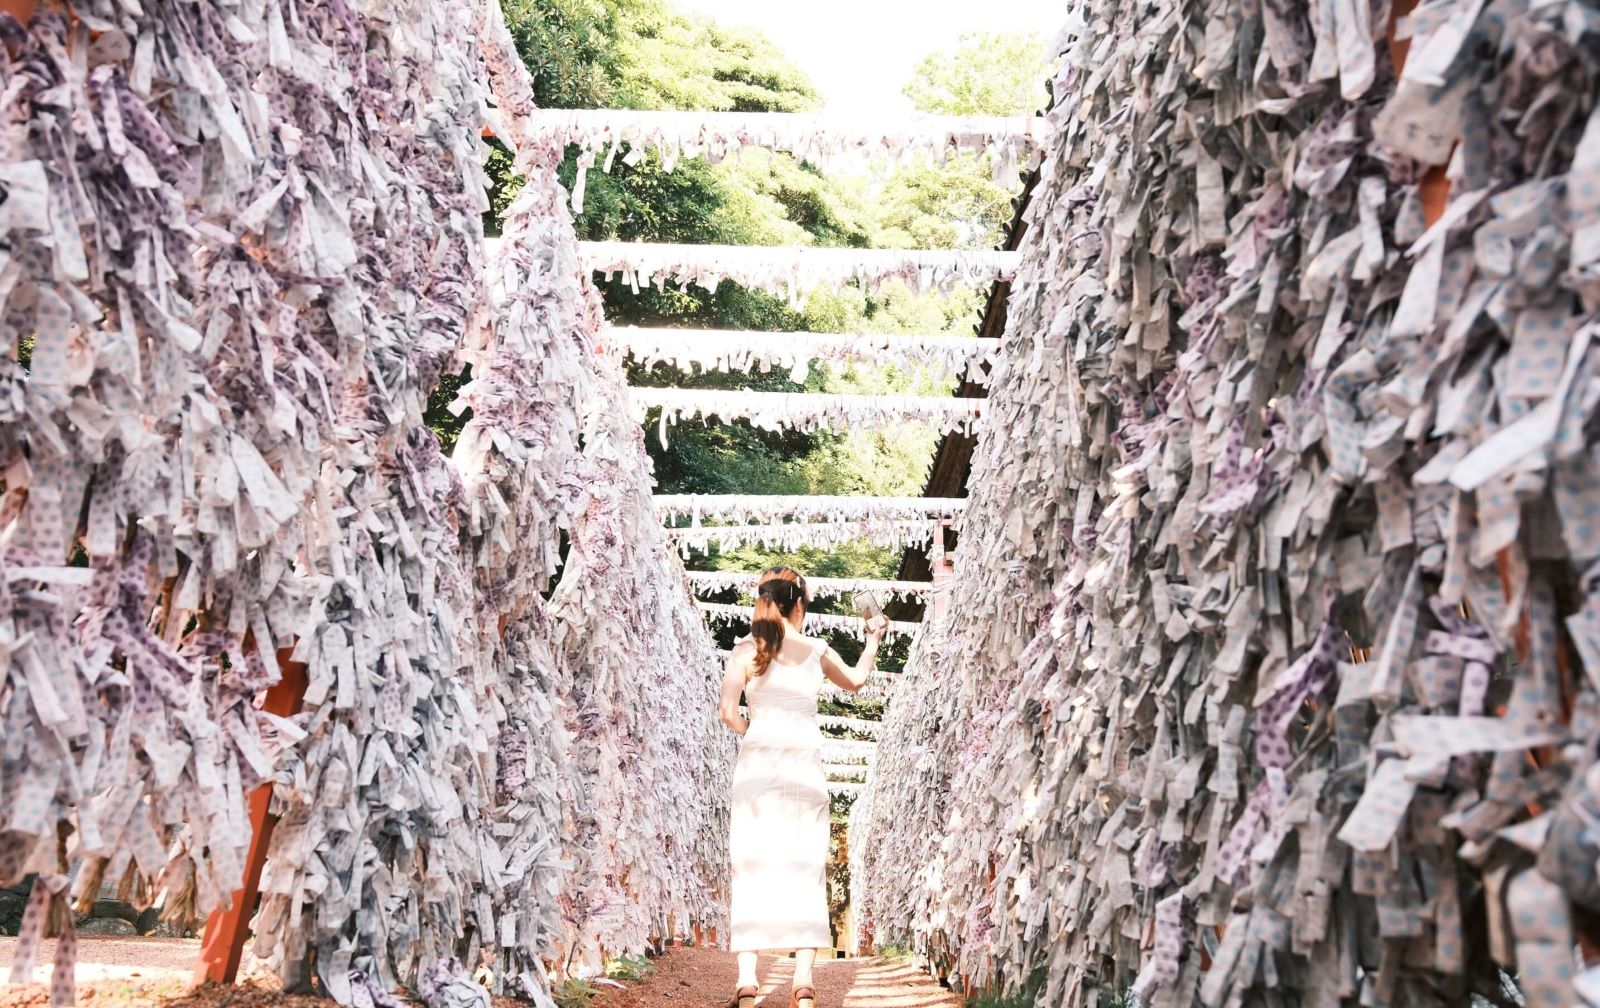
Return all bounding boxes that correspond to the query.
[853,1,1600,1006]
[0,3,729,1005]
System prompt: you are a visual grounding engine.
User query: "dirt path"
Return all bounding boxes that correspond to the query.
[0,939,958,1008]
[0,936,202,981]
[0,935,204,1001]
[0,937,309,1008]
[592,947,961,1008]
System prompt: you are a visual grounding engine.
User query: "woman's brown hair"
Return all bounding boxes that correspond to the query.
[750,566,807,677]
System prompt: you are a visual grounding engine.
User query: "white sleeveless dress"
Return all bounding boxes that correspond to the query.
[728,638,831,952]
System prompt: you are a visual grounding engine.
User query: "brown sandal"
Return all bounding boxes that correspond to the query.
[790,987,815,1008]
[728,986,758,1008]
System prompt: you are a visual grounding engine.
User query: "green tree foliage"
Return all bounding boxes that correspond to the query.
[902,31,1051,117]
[874,31,1052,255]
[501,0,620,108]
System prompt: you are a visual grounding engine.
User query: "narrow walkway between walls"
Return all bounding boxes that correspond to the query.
[592,948,959,1008]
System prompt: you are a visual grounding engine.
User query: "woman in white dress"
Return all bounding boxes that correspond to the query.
[717,567,886,1008]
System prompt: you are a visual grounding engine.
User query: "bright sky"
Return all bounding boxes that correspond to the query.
[671,0,1061,112]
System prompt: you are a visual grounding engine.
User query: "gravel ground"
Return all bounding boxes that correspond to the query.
[591,947,962,1008]
[0,937,202,979]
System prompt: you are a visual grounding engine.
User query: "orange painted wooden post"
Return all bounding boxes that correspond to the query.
[193,649,309,986]
[1388,0,1451,226]
[2,0,36,58]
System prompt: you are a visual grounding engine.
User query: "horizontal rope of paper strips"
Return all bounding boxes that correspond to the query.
[669,520,938,554]
[824,763,870,780]
[631,388,987,437]
[577,241,1022,304]
[827,781,865,797]
[698,602,921,640]
[685,569,934,604]
[614,326,1000,384]
[524,110,1049,211]
[823,676,898,702]
[656,494,967,525]
[821,738,877,762]
[819,715,881,735]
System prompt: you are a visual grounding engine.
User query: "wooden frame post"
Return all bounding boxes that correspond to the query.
[930,520,955,620]
[193,649,309,986]
[1388,0,1451,226]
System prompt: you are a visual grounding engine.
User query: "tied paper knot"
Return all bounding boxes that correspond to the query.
[1216,769,1292,890]
[1424,595,1496,716]
[1198,412,1290,520]
[1131,892,1192,997]
[1254,618,1344,769]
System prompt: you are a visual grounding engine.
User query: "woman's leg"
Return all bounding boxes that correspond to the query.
[736,951,760,990]
[792,948,817,990]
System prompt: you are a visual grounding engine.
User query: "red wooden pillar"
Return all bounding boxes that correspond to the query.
[1388,0,1450,227]
[930,520,955,621]
[193,649,309,986]
[1,0,36,56]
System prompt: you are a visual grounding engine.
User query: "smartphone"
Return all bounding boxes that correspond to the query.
[852,589,887,620]
[853,590,890,635]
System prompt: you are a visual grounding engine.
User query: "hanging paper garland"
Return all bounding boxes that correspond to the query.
[685,570,934,605]
[630,387,987,441]
[526,109,1047,211]
[654,494,967,526]
[579,241,1020,305]
[669,520,938,555]
[615,326,1000,385]
[697,602,920,640]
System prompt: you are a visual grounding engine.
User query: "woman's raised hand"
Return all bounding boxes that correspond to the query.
[865,614,889,640]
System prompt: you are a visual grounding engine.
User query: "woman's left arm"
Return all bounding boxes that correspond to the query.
[720,645,754,733]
